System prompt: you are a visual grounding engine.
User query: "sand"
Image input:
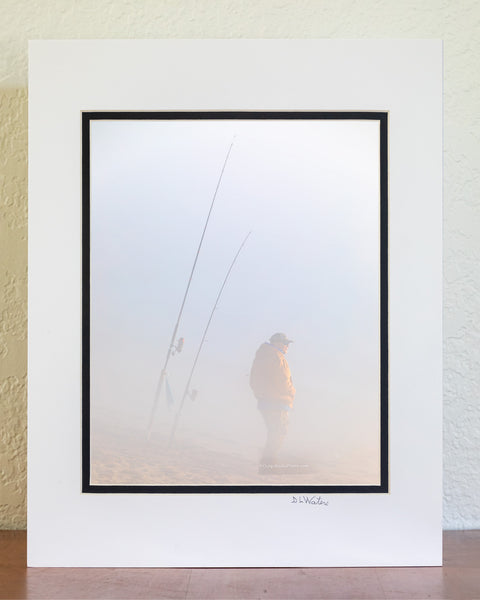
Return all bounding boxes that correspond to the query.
[90,422,380,488]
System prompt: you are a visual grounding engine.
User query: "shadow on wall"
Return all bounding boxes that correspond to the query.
[0,88,28,530]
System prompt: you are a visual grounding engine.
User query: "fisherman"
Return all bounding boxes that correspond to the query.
[249,332,295,467]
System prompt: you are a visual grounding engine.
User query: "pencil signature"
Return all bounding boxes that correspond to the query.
[291,496,329,506]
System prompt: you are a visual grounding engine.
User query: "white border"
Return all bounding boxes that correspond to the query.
[28,40,442,567]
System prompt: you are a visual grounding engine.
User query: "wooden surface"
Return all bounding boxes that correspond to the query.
[0,530,479,599]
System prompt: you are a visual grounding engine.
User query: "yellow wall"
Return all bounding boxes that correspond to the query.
[1,0,479,529]
[1,88,27,529]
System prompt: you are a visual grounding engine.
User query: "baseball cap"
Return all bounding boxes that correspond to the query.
[269,332,293,345]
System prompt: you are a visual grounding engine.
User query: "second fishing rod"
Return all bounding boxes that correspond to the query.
[167,231,251,448]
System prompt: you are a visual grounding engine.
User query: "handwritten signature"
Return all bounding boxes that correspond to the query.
[291,495,329,506]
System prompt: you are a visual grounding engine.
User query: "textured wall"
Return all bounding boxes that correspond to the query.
[1,0,479,530]
[0,87,27,529]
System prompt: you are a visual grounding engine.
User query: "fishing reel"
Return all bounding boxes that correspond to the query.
[171,337,184,356]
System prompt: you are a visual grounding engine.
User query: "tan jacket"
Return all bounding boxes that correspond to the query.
[249,343,296,407]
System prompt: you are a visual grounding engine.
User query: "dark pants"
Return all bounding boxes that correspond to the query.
[258,402,289,464]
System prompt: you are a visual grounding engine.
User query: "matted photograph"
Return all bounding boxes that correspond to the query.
[83,112,388,493]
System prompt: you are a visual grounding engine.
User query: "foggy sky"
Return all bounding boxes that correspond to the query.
[89,118,381,485]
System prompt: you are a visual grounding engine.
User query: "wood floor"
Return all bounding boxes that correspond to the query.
[0,530,479,599]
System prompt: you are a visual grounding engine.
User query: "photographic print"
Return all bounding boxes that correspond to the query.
[83,112,388,493]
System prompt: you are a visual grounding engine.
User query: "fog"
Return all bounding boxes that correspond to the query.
[89,118,381,486]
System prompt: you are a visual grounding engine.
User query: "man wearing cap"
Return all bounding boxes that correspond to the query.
[249,332,296,467]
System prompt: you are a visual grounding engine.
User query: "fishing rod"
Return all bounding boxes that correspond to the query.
[168,231,252,448]
[147,138,235,439]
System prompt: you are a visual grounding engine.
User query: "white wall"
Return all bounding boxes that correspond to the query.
[1,0,478,529]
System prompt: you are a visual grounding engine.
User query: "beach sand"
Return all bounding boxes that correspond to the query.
[90,421,380,488]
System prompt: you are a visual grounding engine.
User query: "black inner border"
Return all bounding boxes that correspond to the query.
[82,111,388,494]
